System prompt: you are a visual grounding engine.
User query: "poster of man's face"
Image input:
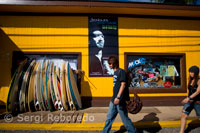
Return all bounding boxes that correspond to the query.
[89,17,119,77]
[93,30,104,49]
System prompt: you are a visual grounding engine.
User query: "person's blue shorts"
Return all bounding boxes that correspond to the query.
[183,102,200,118]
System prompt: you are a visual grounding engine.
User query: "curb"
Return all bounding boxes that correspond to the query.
[0,119,199,131]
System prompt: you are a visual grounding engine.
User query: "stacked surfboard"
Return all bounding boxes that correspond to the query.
[6,59,82,113]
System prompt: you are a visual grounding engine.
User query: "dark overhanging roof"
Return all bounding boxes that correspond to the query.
[0,0,200,18]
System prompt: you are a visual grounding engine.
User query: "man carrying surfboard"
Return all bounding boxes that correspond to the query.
[102,56,137,133]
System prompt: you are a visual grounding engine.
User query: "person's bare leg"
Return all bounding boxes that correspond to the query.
[180,112,188,133]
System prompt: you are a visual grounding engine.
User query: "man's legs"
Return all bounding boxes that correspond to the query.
[102,102,118,133]
[117,104,137,133]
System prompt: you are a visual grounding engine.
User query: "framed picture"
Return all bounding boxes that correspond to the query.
[89,16,118,77]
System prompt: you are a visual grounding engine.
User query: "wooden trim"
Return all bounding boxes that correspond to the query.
[0,12,200,21]
[129,88,186,94]
[140,96,185,106]
[0,1,200,18]
[22,52,81,69]
[0,1,200,11]
[81,97,111,108]
[81,96,185,107]
[124,52,187,94]
[181,53,187,91]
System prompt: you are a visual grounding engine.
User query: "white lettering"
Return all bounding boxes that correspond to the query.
[89,116,95,122]
[135,60,141,65]
[17,114,23,122]
[60,113,65,122]
[35,115,41,124]
[128,62,134,68]
[48,113,54,122]
[54,115,60,122]
[24,115,30,122]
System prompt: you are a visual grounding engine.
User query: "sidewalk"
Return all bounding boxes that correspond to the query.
[0,106,199,131]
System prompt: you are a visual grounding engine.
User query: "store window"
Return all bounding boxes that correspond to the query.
[12,51,82,92]
[125,53,186,93]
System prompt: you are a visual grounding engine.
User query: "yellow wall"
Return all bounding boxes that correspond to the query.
[0,16,200,103]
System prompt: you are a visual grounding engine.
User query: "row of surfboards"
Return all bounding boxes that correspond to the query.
[6,59,82,113]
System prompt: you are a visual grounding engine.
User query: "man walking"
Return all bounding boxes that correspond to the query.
[102,56,137,133]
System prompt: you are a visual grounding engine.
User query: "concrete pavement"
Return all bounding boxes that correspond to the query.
[0,106,199,132]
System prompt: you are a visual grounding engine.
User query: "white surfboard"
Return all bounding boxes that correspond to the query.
[60,62,69,111]
[49,61,57,110]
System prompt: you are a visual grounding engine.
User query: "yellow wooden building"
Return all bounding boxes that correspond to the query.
[0,0,200,108]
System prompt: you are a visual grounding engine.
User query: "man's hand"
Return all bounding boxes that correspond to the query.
[114,98,120,105]
[75,69,83,74]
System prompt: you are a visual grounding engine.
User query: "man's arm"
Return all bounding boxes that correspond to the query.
[114,82,126,105]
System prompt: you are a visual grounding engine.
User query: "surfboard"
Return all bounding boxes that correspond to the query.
[56,64,64,110]
[49,61,57,110]
[67,62,82,109]
[35,60,45,111]
[11,59,31,114]
[65,62,76,111]
[6,59,27,113]
[6,72,16,112]
[56,65,61,98]
[46,61,54,112]
[19,59,36,113]
[60,61,69,111]
[25,60,36,112]
[52,64,60,110]
[40,59,48,110]
[44,60,49,109]
[33,61,41,111]
[28,61,40,112]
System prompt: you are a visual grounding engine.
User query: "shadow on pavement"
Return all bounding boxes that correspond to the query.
[185,119,200,133]
[114,112,162,133]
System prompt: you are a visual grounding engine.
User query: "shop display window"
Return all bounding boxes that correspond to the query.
[125,53,186,93]
[11,51,82,92]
